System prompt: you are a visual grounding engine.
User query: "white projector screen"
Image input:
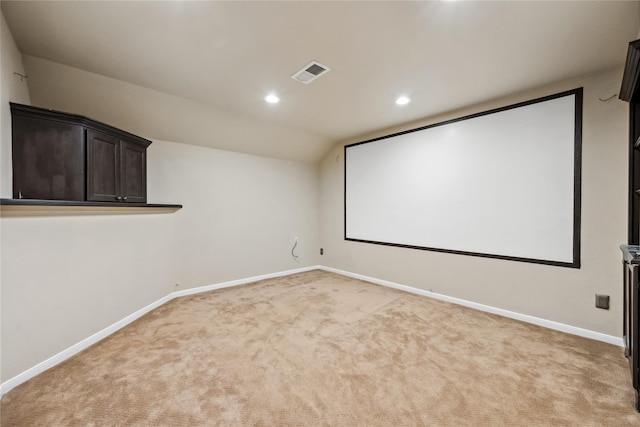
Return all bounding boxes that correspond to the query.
[345,88,582,267]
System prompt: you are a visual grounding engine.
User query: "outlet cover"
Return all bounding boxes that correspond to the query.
[595,294,610,310]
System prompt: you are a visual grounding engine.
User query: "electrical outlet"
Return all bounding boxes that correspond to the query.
[595,294,610,310]
[320,248,324,255]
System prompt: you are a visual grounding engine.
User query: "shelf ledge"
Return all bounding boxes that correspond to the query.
[0,199,182,216]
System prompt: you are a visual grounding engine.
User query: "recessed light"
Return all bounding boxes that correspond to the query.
[396,96,410,106]
[265,94,280,104]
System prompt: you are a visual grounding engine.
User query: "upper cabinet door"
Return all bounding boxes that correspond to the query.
[12,115,85,201]
[121,140,147,203]
[87,130,121,202]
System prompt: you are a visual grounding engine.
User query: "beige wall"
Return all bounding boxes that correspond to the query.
[0,8,633,385]
[147,140,320,288]
[1,44,320,380]
[2,140,320,382]
[0,10,30,385]
[320,68,628,337]
[0,11,30,197]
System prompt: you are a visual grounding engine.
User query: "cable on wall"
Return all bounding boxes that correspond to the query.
[291,237,299,262]
[13,72,28,82]
[598,93,618,102]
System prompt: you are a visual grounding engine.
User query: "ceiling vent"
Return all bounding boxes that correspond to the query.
[291,61,330,84]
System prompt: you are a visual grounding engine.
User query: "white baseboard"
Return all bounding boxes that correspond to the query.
[0,293,174,397]
[174,265,320,297]
[318,266,624,347]
[0,265,319,396]
[1,264,622,396]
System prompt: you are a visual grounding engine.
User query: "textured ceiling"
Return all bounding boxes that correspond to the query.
[2,1,639,162]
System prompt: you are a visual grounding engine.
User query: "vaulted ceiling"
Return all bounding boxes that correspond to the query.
[2,1,639,163]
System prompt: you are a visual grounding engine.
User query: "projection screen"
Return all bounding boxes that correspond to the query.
[344,88,582,267]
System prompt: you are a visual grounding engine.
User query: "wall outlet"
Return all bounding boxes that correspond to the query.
[320,248,324,255]
[595,294,610,310]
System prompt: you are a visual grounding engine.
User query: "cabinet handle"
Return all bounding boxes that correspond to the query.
[116,196,122,201]
[122,196,128,201]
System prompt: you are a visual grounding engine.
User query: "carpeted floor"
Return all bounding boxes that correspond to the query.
[2,269,639,426]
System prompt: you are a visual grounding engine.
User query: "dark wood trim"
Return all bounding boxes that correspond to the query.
[620,40,640,102]
[10,102,151,148]
[621,39,640,413]
[0,198,182,209]
[621,248,640,411]
[631,102,634,244]
[630,102,640,244]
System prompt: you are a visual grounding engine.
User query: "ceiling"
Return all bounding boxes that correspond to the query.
[2,1,639,163]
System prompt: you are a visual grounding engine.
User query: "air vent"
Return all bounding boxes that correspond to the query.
[291,61,330,84]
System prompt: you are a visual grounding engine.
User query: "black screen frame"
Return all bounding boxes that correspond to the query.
[344,88,583,268]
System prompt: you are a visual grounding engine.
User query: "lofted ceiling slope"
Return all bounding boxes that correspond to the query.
[2,1,640,163]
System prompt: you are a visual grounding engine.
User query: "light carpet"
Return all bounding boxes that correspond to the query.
[2,269,639,426]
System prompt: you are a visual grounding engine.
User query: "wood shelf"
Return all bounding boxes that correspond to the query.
[0,198,182,210]
[5,104,182,215]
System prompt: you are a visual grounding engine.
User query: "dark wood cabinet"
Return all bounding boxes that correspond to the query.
[621,245,640,411]
[11,103,150,204]
[620,39,640,411]
[120,140,147,203]
[87,130,120,202]
[86,130,147,203]
[11,113,86,201]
